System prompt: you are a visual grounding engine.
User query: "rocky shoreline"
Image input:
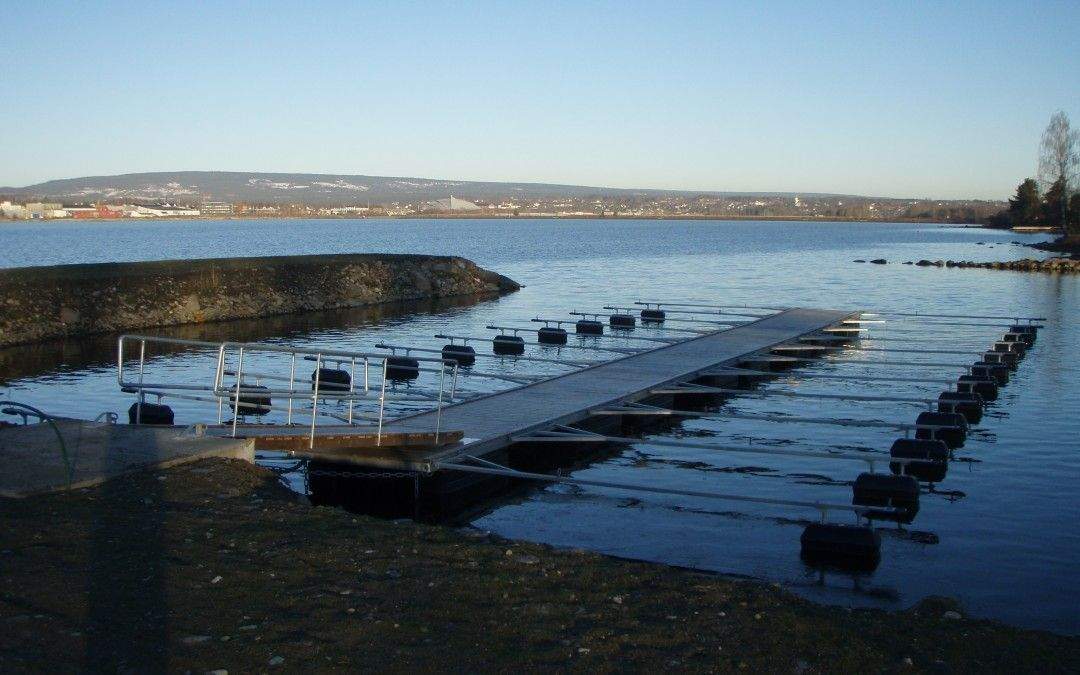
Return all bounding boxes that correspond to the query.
[0,254,520,347]
[856,257,1080,274]
[910,258,1080,273]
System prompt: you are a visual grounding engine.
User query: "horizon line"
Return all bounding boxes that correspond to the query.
[1,168,1010,203]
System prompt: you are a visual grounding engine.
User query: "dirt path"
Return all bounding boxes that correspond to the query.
[1,459,1076,672]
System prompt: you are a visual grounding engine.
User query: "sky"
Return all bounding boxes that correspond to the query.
[2,1,1078,199]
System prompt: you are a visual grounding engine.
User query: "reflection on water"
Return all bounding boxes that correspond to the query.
[0,294,500,386]
[1,219,1078,634]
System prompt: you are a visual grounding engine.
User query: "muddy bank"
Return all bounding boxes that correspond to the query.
[1,459,1076,672]
[0,254,519,347]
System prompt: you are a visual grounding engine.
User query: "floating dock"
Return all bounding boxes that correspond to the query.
[375,308,852,469]
[4,299,1043,569]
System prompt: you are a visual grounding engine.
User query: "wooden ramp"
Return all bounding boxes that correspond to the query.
[360,307,853,470]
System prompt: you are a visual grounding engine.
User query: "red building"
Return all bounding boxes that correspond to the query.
[70,204,124,219]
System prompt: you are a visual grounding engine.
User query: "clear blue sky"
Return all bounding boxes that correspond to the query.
[3,1,1077,199]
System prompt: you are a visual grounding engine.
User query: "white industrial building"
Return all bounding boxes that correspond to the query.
[431,196,480,211]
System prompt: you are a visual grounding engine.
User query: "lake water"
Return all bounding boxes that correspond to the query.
[1,218,1077,634]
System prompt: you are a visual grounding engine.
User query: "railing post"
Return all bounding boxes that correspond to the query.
[136,339,147,424]
[231,346,245,438]
[116,336,126,388]
[215,344,226,423]
[287,352,296,426]
[347,357,356,425]
[435,361,445,445]
[377,358,389,446]
[310,354,322,449]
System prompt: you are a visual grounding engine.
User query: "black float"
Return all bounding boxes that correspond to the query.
[311,367,351,392]
[1002,332,1029,345]
[983,350,1019,370]
[640,308,666,323]
[1008,324,1039,344]
[493,335,526,355]
[914,410,967,448]
[800,523,881,570]
[957,375,998,401]
[229,385,272,415]
[576,319,604,335]
[971,362,1009,385]
[386,356,421,381]
[937,391,983,424]
[889,438,948,483]
[609,313,636,329]
[994,341,1026,357]
[851,472,920,523]
[128,401,174,425]
[537,327,569,345]
[441,344,476,367]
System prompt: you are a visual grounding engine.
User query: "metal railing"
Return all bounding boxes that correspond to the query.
[117,335,459,448]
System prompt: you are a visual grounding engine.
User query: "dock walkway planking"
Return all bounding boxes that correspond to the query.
[364,307,854,471]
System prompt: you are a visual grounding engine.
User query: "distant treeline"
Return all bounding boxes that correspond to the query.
[987,177,1079,233]
[987,111,1079,235]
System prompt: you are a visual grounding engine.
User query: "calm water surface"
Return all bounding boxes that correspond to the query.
[1,218,1077,633]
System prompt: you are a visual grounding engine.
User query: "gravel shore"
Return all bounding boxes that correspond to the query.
[1,459,1076,672]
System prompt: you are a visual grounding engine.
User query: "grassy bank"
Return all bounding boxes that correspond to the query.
[1,459,1076,672]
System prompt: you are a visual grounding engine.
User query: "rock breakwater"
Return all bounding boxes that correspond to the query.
[0,253,520,347]
[908,258,1080,273]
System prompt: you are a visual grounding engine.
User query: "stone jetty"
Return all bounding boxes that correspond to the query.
[0,254,520,347]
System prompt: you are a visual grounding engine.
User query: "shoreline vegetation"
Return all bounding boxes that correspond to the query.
[1,458,1076,671]
[983,112,1078,249]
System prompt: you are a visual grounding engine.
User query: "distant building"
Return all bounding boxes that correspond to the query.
[129,204,201,218]
[69,204,124,219]
[25,202,62,219]
[200,201,233,216]
[431,196,480,211]
[1,201,27,219]
[3,201,69,219]
[326,206,370,216]
[63,206,98,218]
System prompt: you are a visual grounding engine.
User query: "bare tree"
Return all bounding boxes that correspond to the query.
[1037,111,1079,190]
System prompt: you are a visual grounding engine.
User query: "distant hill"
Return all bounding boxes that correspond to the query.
[0,171,851,205]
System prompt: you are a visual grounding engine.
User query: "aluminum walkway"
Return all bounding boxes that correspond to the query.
[372,307,852,470]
